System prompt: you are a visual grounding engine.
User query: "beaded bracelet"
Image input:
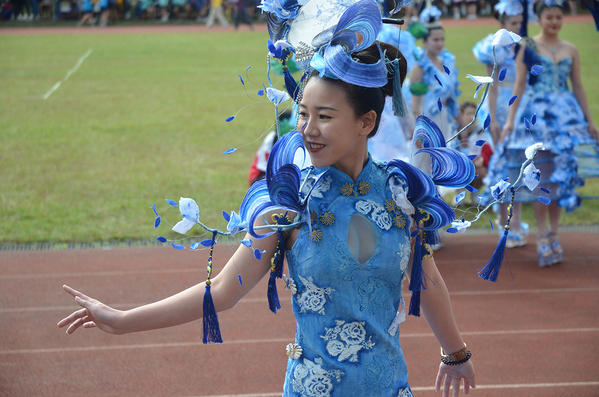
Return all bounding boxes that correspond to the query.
[440,344,472,366]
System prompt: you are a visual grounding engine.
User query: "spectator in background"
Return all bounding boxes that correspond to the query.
[452,0,478,19]
[158,0,169,21]
[233,0,252,30]
[206,0,228,27]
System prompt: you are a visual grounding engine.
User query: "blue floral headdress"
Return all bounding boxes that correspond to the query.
[494,0,524,17]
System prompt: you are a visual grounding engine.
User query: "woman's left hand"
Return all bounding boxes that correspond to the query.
[435,360,476,397]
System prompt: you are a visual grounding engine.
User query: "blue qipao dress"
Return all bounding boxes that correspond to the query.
[412,47,461,146]
[501,53,599,211]
[282,157,414,397]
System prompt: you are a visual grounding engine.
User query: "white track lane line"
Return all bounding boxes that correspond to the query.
[182,382,599,397]
[41,48,92,100]
[2,328,598,355]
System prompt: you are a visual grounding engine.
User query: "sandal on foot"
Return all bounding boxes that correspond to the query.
[548,232,563,264]
[537,235,554,267]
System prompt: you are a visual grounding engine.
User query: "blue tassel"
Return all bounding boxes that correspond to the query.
[266,229,286,313]
[202,284,223,344]
[202,231,222,344]
[392,59,407,117]
[408,235,423,317]
[477,228,508,282]
[283,68,299,102]
[267,272,281,313]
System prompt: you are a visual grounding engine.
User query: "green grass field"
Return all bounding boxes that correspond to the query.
[1,21,598,244]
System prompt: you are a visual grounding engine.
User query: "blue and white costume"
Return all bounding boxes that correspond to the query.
[502,52,599,211]
[283,157,413,396]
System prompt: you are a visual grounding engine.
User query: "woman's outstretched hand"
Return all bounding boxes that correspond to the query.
[435,360,476,397]
[57,285,125,335]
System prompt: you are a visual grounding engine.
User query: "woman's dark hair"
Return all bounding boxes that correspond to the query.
[311,41,407,138]
[534,0,564,17]
[422,26,444,42]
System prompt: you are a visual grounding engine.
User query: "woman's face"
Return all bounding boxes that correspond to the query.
[503,14,523,34]
[539,7,563,35]
[298,77,374,176]
[424,28,445,56]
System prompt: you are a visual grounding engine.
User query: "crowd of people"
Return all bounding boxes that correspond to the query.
[0,0,581,25]
[0,0,261,26]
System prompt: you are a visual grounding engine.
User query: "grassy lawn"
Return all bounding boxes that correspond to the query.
[1,20,597,244]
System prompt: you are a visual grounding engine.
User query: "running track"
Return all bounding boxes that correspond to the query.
[1,232,598,396]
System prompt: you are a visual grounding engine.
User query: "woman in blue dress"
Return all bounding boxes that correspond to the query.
[501,0,599,266]
[58,2,477,396]
[473,0,528,248]
[410,6,461,146]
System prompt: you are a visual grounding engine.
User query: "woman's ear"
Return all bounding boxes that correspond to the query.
[360,110,377,137]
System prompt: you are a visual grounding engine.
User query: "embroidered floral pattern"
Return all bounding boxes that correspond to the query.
[320,320,375,363]
[398,386,414,397]
[319,212,335,226]
[297,275,335,315]
[394,213,406,229]
[340,183,357,197]
[385,199,397,213]
[311,229,323,242]
[284,274,297,294]
[357,181,371,195]
[355,199,392,230]
[290,357,344,397]
[311,211,318,225]
[363,354,404,394]
[301,175,334,200]
[340,180,372,197]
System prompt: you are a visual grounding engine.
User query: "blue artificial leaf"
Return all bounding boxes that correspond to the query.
[254,248,262,260]
[468,154,477,161]
[222,210,231,222]
[509,95,518,106]
[223,148,237,154]
[171,243,185,250]
[238,74,244,85]
[456,191,466,204]
[489,219,494,229]
[154,216,161,228]
[238,274,243,285]
[465,185,478,193]
[437,98,443,112]
[200,239,213,247]
[156,236,167,242]
[257,89,265,96]
[443,64,450,75]
[411,229,419,237]
[531,65,544,75]
[225,116,235,122]
[267,40,276,53]
[165,199,178,207]
[474,84,482,99]
[540,187,551,194]
[446,227,458,234]
[524,118,531,130]
[538,196,551,205]
[498,68,507,82]
[150,203,159,217]
[190,242,200,250]
[245,65,251,70]
[434,74,443,87]
[240,239,252,247]
[484,114,491,129]
[531,113,537,125]
[475,140,486,146]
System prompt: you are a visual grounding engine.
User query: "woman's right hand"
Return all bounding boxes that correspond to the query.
[499,121,513,144]
[57,285,125,335]
[489,121,500,145]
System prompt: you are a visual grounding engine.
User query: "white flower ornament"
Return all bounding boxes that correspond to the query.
[491,28,522,47]
[172,197,199,234]
[525,142,545,160]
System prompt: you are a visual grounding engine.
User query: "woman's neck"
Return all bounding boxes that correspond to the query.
[538,31,559,44]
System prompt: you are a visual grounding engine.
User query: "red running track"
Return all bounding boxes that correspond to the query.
[1,232,598,396]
